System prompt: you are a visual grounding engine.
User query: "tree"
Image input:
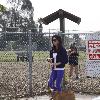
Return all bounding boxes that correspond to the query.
[0,1,49,51]
[0,4,6,12]
[0,4,8,30]
[0,4,9,50]
[0,1,35,43]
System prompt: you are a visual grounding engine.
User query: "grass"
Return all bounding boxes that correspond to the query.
[0,51,17,62]
[0,51,50,62]
[0,51,86,62]
[79,51,86,62]
[32,51,49,59]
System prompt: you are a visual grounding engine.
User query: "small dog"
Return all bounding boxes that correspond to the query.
[50,89,75,100]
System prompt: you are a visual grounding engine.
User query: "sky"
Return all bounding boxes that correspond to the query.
[1,0,100,32]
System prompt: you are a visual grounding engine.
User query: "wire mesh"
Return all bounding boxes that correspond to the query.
[0,31,100,99]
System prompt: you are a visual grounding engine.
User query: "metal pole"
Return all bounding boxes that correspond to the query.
[59,17,66,90]
[59,17,65,46]
[49,29,51,50]
[28,30,33,96]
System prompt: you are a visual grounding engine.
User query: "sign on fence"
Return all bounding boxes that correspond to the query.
[86,32,100,77]
[88,40,100,60]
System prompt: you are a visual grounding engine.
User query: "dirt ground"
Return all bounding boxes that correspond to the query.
[0,61,100,99]
[11,94,100,100]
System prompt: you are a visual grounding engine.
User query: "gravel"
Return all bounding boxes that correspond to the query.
[0,60,100,99]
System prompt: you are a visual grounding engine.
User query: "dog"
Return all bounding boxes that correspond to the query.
[50,89,75,100]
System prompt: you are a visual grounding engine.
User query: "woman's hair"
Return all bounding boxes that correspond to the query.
[70,43,77,52]
[52,35,62,52]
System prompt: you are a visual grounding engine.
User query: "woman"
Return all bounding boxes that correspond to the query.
[68,43,79,79]
[47,35,68,93]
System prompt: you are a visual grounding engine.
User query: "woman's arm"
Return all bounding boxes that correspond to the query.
[48,50,54,63]
[73,50,79,56]
[59,48,68,66]
[52,62,61,66]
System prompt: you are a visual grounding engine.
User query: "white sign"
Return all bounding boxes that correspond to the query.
[86,32,100,77]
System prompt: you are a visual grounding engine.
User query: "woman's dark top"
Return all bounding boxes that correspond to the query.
[50,46,68,68]
[69,47,79,65]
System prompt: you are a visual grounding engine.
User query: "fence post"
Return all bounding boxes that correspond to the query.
[28,30,33,96]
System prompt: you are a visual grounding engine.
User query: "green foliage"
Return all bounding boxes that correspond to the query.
[0,4,6,12]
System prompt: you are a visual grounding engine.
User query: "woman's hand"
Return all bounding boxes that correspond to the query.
[51,62,61,67]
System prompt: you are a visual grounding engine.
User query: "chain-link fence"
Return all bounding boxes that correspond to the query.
[0,31,100,99]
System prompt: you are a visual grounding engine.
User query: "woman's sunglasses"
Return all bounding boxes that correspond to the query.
[52,39,57,42]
